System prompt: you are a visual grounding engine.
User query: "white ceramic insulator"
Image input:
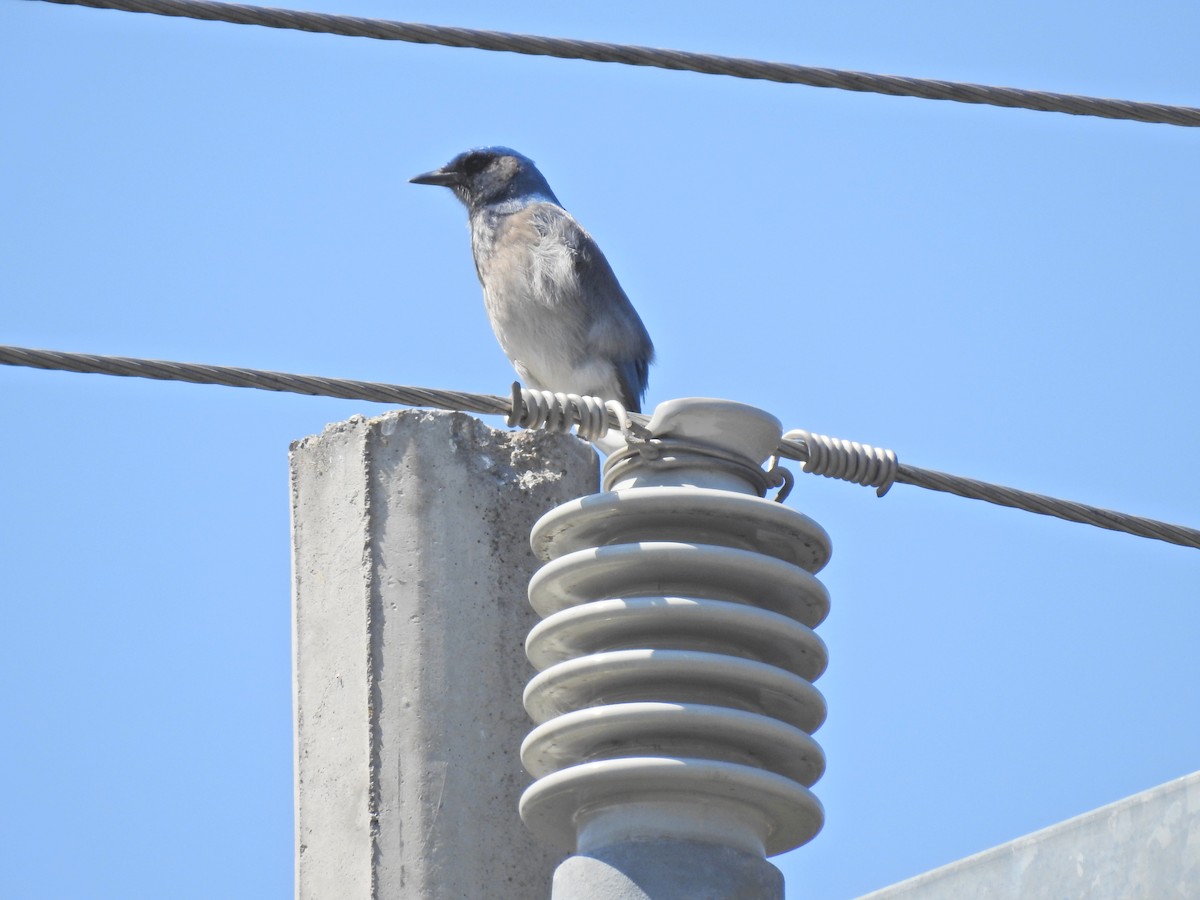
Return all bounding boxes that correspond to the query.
[520,456,833,859]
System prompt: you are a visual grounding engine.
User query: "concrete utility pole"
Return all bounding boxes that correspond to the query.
[290,409,597,899]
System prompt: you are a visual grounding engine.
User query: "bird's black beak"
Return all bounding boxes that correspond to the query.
[409,166,460,187]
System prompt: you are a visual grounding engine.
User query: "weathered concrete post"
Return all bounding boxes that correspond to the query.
[290,409,597,899]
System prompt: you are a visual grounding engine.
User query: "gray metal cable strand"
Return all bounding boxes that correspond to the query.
[30,0,1200,128]
[0,344,513,417]
[895,463,1200,548]
[3,344,1197,551]
[776,436,1200,551]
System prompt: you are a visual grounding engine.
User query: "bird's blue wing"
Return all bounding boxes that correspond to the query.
[529,205,655,411]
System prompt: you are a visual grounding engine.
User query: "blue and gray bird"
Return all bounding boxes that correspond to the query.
[411,147,654,412]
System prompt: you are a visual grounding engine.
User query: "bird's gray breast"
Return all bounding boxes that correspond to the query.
[469,204,599,390]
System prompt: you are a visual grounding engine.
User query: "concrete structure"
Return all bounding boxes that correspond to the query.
[290,410,597,899]
[858,770,1200,899]
[520,399,833,899]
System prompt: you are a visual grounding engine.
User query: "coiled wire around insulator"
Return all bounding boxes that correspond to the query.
[782,429,899,497]
[603,437,788,499]
[507,383,636,443]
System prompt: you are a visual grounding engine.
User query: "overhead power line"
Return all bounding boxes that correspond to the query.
[0,344,513,417]
[29,0,1200,128]
[2,344,1197,551]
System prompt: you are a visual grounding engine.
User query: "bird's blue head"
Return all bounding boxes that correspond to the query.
[410,147,560,211]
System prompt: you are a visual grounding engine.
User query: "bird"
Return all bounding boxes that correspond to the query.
[410,147,654,413]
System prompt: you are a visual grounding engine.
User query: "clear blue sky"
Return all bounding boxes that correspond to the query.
[2,2,1198,897]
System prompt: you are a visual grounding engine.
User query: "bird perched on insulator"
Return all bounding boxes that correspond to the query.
[411,147,654,413]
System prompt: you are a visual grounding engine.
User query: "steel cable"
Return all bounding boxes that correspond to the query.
[3,344,1198,550]
[28,0,1200,128]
